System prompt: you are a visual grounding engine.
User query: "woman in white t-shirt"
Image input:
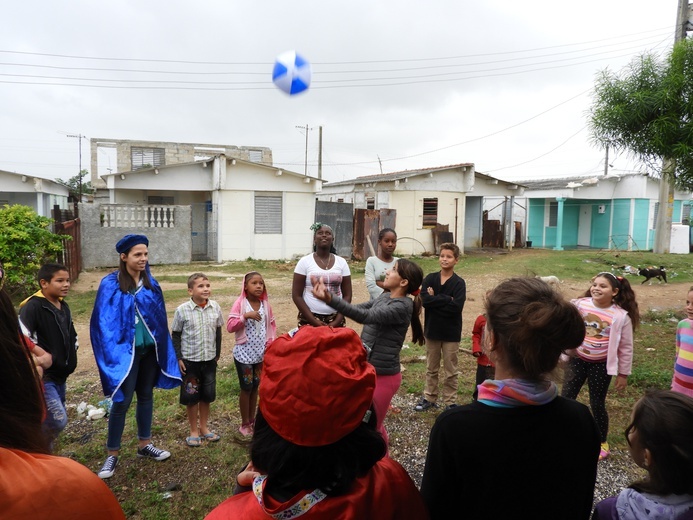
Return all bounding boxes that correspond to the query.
[292,224,352,328]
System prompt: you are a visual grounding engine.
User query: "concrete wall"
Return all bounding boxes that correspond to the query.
[80,203,192,269]
[90,138,273,188]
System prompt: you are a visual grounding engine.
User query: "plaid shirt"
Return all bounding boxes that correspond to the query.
[171,298,224,362]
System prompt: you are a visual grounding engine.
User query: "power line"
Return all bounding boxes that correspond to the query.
[0,46,670,91]
[270,88,592,169]
[0,26,671,65]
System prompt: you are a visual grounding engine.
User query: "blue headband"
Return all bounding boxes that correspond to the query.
[116,234,149,254]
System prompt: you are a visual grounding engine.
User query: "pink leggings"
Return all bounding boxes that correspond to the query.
[372,372,402,446]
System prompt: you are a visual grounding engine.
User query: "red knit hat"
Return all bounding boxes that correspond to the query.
[259,326,376,447]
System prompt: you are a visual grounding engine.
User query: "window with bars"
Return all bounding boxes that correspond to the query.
[248,150,263,163]
[423,198,438,227]
[366,197,375,210]
[131,147,165,170]
[255,194,282,234]
[548,201,558,227]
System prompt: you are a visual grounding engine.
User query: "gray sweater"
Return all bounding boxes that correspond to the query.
[329,293,413,375]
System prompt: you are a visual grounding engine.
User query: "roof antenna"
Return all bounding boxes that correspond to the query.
[377,155,383,175]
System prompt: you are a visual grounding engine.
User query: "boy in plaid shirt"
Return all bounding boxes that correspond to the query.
[172,273,224,447]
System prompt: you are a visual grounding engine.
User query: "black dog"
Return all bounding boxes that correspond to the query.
[639,266,667,284]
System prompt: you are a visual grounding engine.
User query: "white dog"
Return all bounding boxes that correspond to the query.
[537,275,560,289]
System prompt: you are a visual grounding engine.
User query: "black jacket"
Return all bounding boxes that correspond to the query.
[19,295,78,384]
[421,271,466,342]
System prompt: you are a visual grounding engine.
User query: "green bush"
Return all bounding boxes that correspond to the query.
[0,204,66,297]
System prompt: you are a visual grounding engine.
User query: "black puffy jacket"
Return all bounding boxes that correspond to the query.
[19,295,78,384]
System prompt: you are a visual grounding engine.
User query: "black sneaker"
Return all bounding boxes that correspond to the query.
[98,455,118,479]
[414,398,438,412]
[137,444,171,461]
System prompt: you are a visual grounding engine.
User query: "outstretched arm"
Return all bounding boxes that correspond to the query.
[292,273,325,327]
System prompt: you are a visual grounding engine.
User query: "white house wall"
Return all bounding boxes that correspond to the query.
[0,172,69,216]
[217,190,315,260]
[389,190,465,255]
[217,163,317,261]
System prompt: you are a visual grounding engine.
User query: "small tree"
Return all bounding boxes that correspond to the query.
[589,39,693,252]
[0,205,67,297]
[56,169,94,201]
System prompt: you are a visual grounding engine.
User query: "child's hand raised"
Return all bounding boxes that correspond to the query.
[236,461,260,488]
[311,275,331,303]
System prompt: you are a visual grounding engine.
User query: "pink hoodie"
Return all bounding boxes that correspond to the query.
[227,272,277,347]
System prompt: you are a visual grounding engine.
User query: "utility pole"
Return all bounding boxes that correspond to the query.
[66,133,87,209]
[655,0,690,253]
[295,124,312,176]
[318,126,323,180]
[603,145,609,176]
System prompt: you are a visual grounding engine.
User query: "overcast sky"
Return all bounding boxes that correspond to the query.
[0,1,681,185]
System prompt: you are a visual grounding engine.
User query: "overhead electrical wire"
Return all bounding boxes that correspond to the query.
[0,25,675,175]
[0,26,671,65]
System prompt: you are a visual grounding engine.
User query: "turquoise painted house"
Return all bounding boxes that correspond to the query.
[521,174,692,251]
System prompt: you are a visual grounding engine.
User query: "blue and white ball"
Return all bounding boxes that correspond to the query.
[272,51,311,96]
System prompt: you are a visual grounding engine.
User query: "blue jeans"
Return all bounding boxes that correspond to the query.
[106,348,158,451]
[43,381,68,444]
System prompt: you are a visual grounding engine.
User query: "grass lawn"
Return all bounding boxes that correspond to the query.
[51,248,688,519]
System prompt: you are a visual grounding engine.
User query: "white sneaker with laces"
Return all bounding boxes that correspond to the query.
[98,455,118,479]
[137,443,171,461]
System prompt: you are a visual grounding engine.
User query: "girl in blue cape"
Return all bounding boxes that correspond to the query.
[90,234,181,480]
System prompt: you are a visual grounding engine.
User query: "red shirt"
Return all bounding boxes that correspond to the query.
[205,457,429,520]
[472,314,494,367]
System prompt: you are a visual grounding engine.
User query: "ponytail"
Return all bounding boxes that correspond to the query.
[410,293,424,346]
[395,259,425,346]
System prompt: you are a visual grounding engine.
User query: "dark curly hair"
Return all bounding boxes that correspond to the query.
[249,407,386,499]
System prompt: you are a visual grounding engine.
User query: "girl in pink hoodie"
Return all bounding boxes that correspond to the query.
[227,272,276,436]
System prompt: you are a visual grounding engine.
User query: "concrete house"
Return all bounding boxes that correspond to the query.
[317,164,524,254]
[0,170,70,217]
[520,173,693,251]
[96,154,320,262]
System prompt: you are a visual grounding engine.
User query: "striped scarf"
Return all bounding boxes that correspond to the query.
[477,379,558,408]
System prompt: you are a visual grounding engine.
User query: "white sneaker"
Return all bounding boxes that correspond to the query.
[98,455,118,479]
[137,443,171,461]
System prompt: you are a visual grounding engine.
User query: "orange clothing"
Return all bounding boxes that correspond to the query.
[0,448,125,520]
[472,314,494,367]
[205,457,428,519]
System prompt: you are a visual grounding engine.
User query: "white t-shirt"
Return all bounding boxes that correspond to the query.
[365,256,398,300]
[294,253,351,315]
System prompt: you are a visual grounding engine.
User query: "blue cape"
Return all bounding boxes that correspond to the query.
[90,270,181,402]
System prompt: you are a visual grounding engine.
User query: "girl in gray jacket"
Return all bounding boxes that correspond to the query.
[312,259,424,445]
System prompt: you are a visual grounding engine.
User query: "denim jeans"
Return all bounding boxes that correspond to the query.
[43,380,68,444]
[106,348,159,451]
